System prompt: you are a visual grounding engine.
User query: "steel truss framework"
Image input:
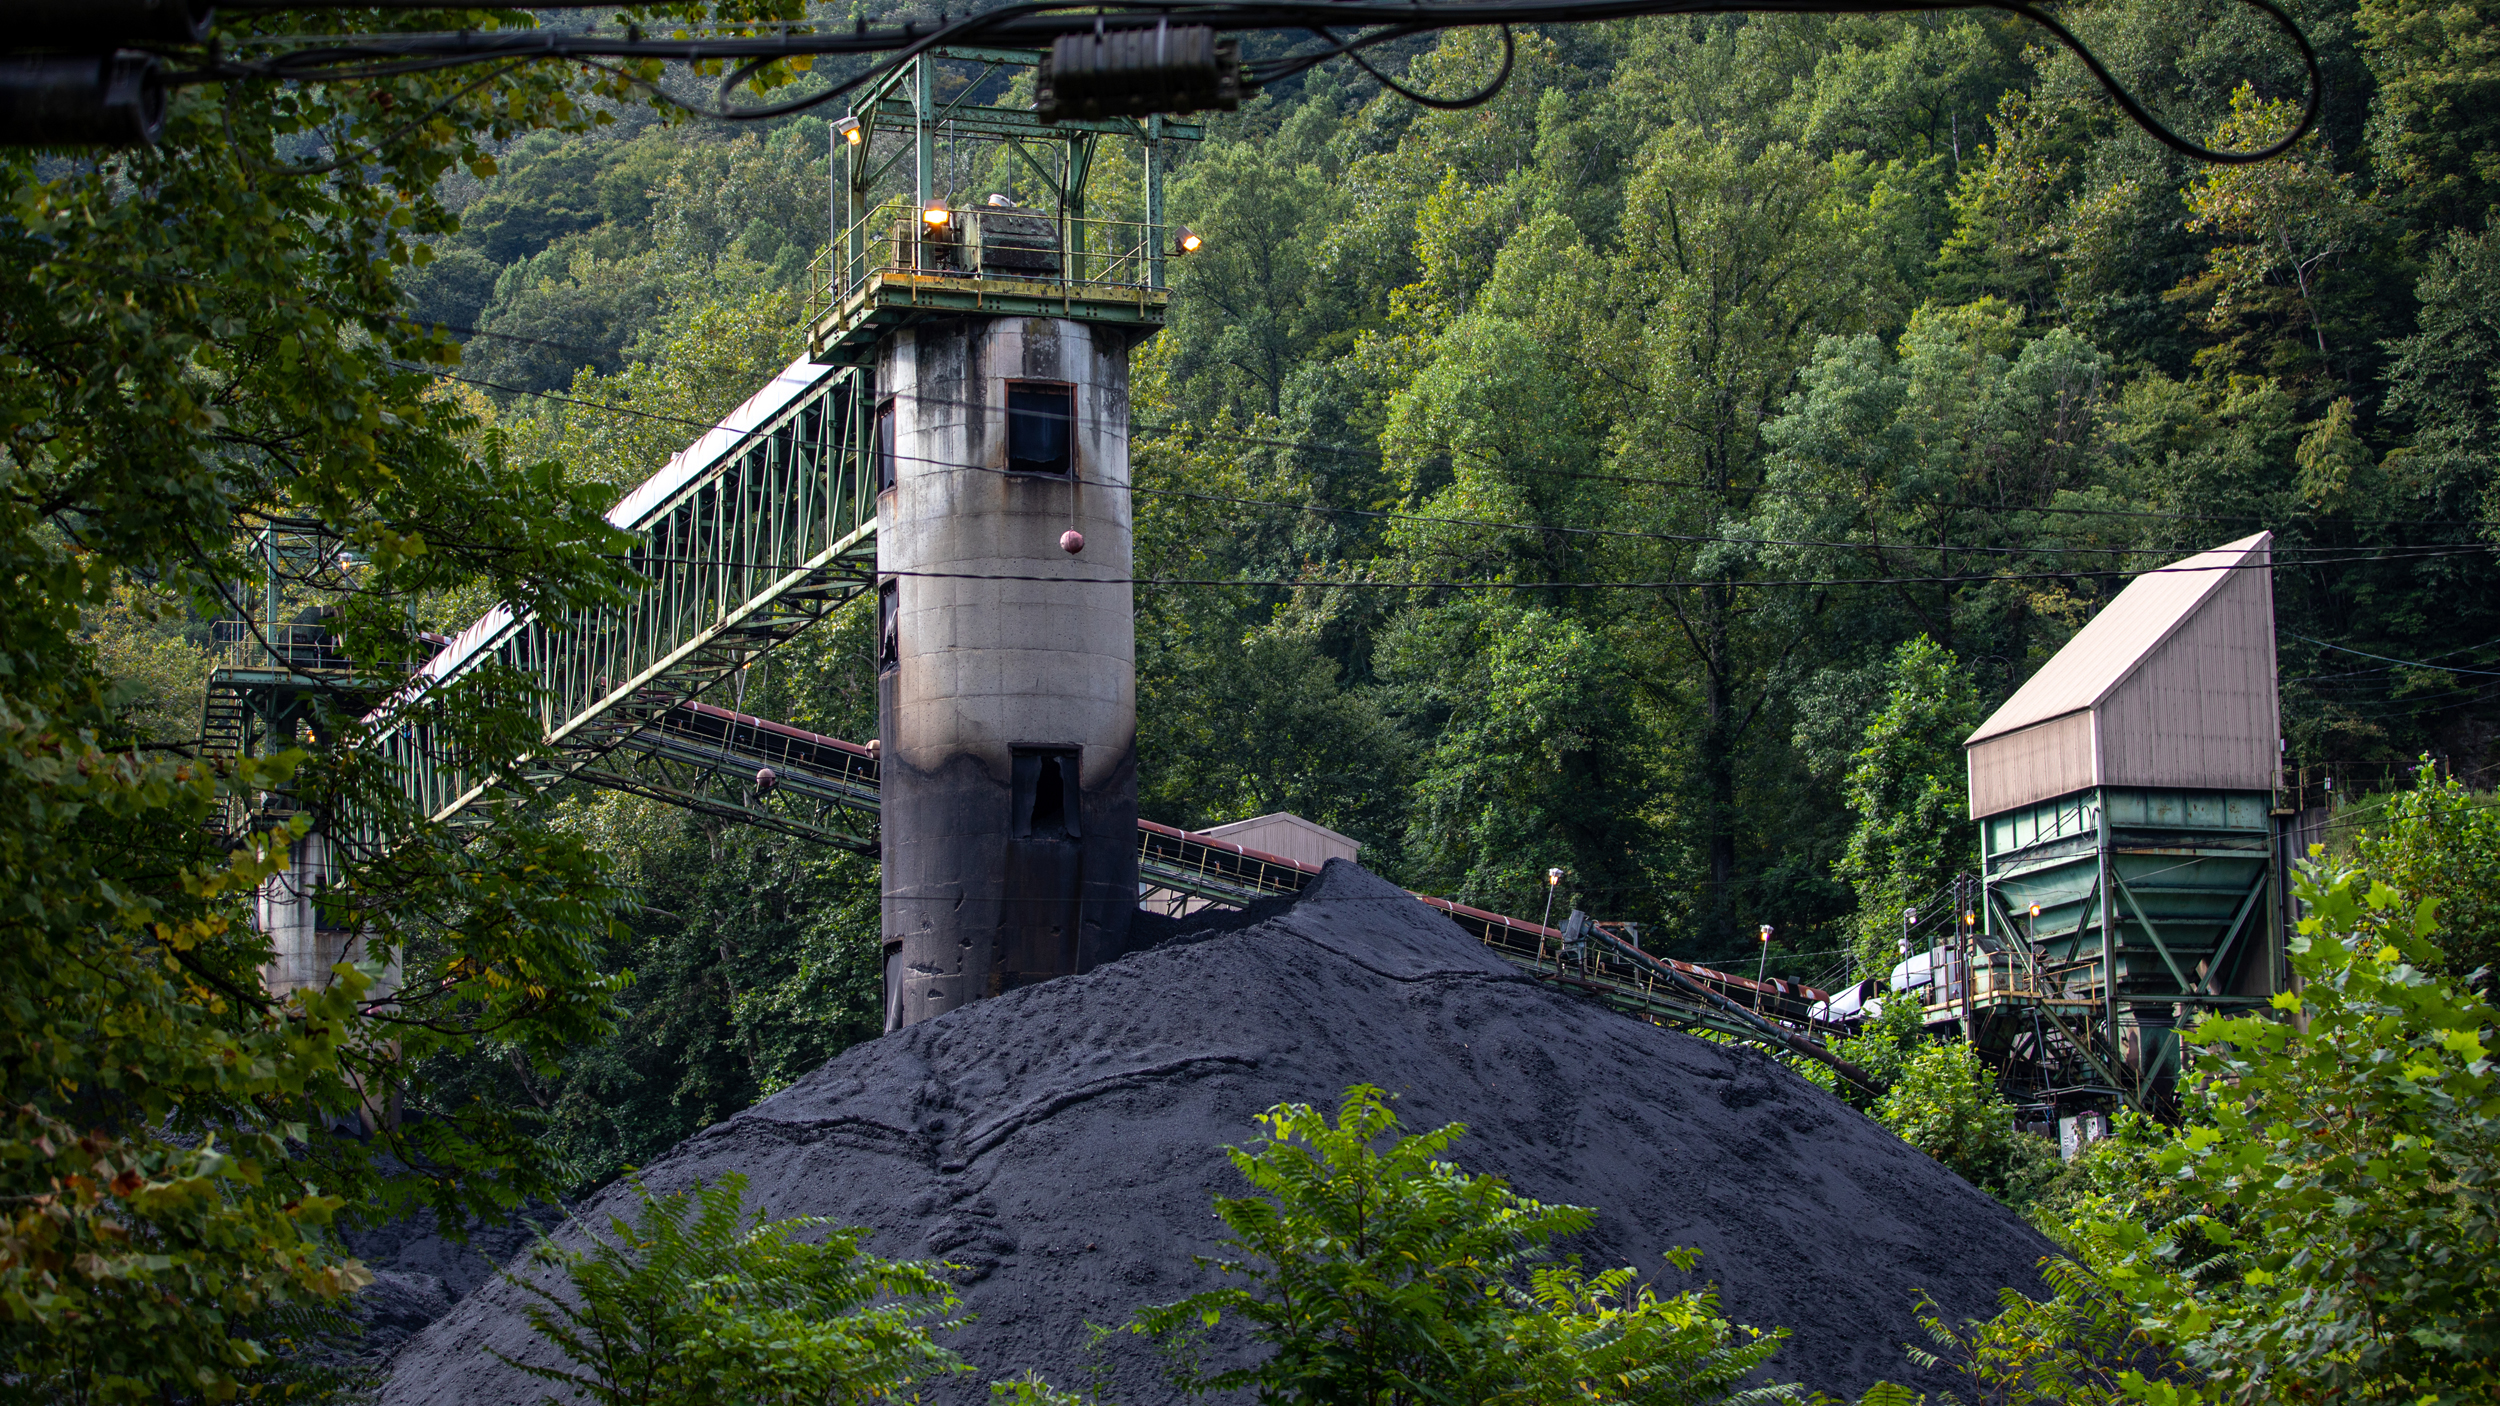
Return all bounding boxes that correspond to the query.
[1942,787,2282,1114]
[364,360,880,829]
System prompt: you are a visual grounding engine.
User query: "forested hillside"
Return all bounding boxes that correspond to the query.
[176,0,2474,1186]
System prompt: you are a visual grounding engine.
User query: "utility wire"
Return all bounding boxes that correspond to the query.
[611,544,2487,591]
[175,0,2323,166]
[419,359,2488,533]
[2281,632,2500,678]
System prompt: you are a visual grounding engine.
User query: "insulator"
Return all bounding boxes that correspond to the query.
[0,53,164,147]
[1035,23,1243,123]
[13,0,212,49]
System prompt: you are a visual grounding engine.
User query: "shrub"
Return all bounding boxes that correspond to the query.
[496,1172,967,1406]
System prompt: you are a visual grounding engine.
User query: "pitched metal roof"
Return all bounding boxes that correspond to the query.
[1965,531,2273,746]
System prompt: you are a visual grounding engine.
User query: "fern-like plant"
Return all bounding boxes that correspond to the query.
[492,1172,968,1405]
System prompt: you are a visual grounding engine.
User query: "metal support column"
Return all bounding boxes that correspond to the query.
[1145,113,1165,289]
[914,55,935,210]
[2097,801,2119,1070]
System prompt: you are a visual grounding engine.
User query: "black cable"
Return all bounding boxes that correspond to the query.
[407,364,2497,564]
[2282,632,2500,678]
[614,544,2486,589]
[178,0,2320,165]
[1322,22,1515,110]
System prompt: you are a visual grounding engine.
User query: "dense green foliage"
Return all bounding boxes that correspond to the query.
[1857,1260,2167,1406]
[2349,761,2500,982]
[497,1172,965,1406]
[1131,1085,1797,1405]
[22,0,2500,1392]
[1873,1037,2061,1206]
[0,4,832,1395]
[2076,868,2500,1403]
[1835,639,1987,975]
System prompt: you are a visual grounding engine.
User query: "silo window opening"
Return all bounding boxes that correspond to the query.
[1011,747,1081,840]
[1006,382,1074,476]
[877,581,899,674]
[875,396,897,492]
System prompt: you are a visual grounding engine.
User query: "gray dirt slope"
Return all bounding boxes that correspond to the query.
[377,860,2052,1404]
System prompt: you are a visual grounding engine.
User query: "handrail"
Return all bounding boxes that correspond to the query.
[812,206,1168,328]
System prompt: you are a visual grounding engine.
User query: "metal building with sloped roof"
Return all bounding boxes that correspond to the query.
[1951,532,2284,1114]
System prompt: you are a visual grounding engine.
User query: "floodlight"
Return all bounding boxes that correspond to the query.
[921,200,952,229]
[836,115,863,147]
[1759,924,1773,943]
[1174,226,1203,254]
[1546,867,1563,886]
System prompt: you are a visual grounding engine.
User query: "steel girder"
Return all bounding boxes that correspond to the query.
[367,362,879,828]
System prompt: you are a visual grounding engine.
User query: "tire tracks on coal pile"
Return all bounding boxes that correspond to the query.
[681,1112,936,1164]
[946,1052,1265,1168]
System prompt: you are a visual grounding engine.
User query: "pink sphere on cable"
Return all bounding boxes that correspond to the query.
[1060,530,1085,554]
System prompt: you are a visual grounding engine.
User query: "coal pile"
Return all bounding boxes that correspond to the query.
[377,861,2053,1403]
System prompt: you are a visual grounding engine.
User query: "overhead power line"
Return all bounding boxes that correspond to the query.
[2282,632,2500,679]
[12,0,2320,167]
[418,365,2496,540]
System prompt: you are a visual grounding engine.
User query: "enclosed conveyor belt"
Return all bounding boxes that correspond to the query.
[579,697,1865,1070]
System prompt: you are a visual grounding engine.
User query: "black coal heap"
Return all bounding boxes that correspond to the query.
[378,861,2051,1403]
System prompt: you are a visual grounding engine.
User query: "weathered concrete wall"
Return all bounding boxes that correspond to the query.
[258,830,389,997]
[877,316,1140,1028]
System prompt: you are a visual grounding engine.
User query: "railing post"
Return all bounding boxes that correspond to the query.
[1145,113,1165,290]
[914,55,935,274]
[844,104,869,293]
[1063,131,1093,286]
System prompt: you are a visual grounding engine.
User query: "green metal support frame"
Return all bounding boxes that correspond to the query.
[836,48,1200,305]
[366,363,880,829]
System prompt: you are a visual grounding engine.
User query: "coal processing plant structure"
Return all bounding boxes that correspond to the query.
[219,46,2335,1111]
[830,56,1185,1029]
[1903,531,2292,1116]
[193,48,1844,1068]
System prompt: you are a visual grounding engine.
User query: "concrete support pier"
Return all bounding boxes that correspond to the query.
[876,316,1142,1029]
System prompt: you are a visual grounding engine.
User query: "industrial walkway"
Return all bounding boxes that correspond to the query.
[606,697,1863,1069]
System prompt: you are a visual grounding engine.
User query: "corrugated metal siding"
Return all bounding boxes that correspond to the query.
[2098,558,2278,791]
[1963,531,2277,819]
[1200,813,1360,869]
[1967,708,2096,819]
[1966,531,2271,746]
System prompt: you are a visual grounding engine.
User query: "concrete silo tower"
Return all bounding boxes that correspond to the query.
[810,53,1200,1029]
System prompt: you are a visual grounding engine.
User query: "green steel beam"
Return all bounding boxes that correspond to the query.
[2202,875,2271,995]
[864,94,1202,141]
[2111,873,2195,991]
[368,363,879,828]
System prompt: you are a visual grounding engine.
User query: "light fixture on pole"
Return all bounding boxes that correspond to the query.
[1755,924,1774,1008]
[1174,226,1203,254]
[836,115,864,147]
[1539,867,1564,935]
